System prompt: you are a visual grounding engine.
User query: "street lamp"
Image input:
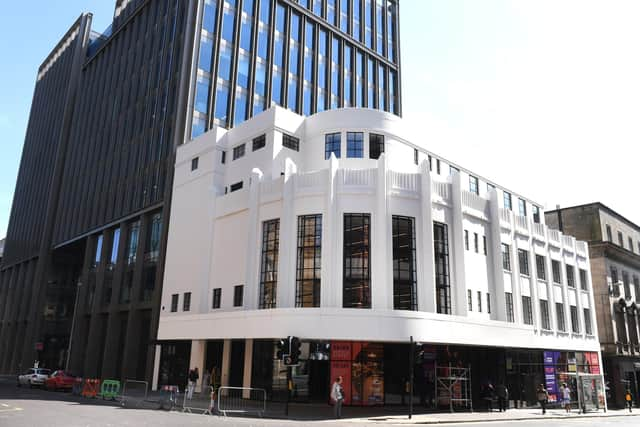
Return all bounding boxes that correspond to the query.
[65,281,83,372]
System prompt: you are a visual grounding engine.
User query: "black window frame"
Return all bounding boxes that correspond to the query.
[183,292,191,312]
[230,181,243,192]
[252,134,266,151]
[518,198,527,217]
[540,299,551,330]
[505,292,514,322]
[483,236,487,255]
[434,221,451,314]
[536,254,546,281]
[369,133,384,159]
[570,305,580,333]
[413,148,418,165]
[392,215,417,311]
[324,132,341,159]
[473,233,479,253]
[221,151,226,164]
[578,268,587,290]
[343,213,371,308]
[618,231,624,247]
[232,143,246,160]
[556,303,566,332]
[522,295,533,325]
[346,131,364,158]
[233,285,244,307]
[552,260,562,284]
[467,289,473,311]
[296,214,322,308]
[212,288,221,309]
[532,205,540,224]
[606,224,612,242]
[502,243,511,271]
[566,264,576,288]
[477,291,482,312]
[464,230,469,251]
[170,294,178,312]
[191,157,199,171]
[486,292,491,314]
[259,219,280,309]
[584,308,593,335]
[503,191,512,210]
[469,175,479,195]
[283,133,300,151]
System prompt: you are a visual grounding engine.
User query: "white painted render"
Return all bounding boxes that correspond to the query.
[158,107,599,354]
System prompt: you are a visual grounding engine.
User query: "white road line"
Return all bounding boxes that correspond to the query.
[0,404,9,407]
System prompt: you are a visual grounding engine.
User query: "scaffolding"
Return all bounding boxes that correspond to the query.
[435,363,473,413]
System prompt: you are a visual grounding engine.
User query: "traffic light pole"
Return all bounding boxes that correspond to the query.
[409,335,414,419]
[285,365,292,416]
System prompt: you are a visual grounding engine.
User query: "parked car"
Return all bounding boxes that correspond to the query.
[45,370,75,391]
[17,368,51,388]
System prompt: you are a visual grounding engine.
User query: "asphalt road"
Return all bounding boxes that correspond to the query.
[0,380,638,427]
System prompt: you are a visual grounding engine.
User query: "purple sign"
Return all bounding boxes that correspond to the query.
[543,351,560,402]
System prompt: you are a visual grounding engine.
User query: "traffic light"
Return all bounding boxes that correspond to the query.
[289,336,302,365]
[276,338,289,361]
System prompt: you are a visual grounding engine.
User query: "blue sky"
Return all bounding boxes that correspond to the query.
[1,0,639,239]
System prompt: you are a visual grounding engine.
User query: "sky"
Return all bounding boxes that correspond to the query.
[1,0,640,238]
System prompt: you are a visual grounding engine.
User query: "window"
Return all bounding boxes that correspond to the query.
[436,159,441,174]
[428,155,432,171]
[369,133,384,159]
[221,151,226,164]
[566,265,576,288]
[259,219,280,309]
[434,222,451,314]
[296,214,322,307]
[487,293,491,314]
[483,236,487,255]
[110,228,120,265]
[532,205,540,224]
[183,292,192,312]
[623,271,631,297]
[464,230,469,251]
[392,216,417,311]
[487,182,495,193]
[233,144,245,160]
[618,231,624,247]
[233,285,244,307]
[346,132,364,157]
[477,291,482,312]
[540,300,550,330]
[343,213,371,308]
[536,255,546,281]
[94,235,103,265]
[212,288,221,309]
[611,267,620,297]
[634,276,640,300]
[606,224,612,242]
[469,175,479,195]
[467,289,473,311]
[505,292,514,322]
[146,213,162,262]
[127,221,140,265]
[230,181,243,192]
[556,303,566,332]
[503,191,512,211]
[413,148,418,165]
[518,198,527,217]
[449,165,459,175]
[283,133,300,151]
[629,237,634,252]
[252,134,266,151]
[522,296,533,325]
[191,157,199,171]
[552,260,562,284]
[570,305,579,333]
[170,294,178,312]
[584,308,593,335]
[325,132,341,159]
[474,233,479,253]
[518,249,529,276]
[501,244,511,271]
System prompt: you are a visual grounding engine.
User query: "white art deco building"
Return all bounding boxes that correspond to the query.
[155,107,604,409]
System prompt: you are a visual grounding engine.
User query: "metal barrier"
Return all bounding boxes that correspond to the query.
[183,385,214,415]
[99,379,121,401]
[121,380,148,408]
[217,386,267,417]
[159,385,181,411]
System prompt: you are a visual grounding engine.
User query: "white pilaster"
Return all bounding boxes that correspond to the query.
[189,339,206,392]
[419,160,435,312]
[372,154,390,310]
[450,172,468,316]
[277,158,297,308]
[488,189,507,321]
[245,169,264,310]
[323,154,339,308]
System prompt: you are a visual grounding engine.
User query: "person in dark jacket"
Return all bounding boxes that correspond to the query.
[536,384,549,414]
[187,367,199,400]
[495,384,509,412]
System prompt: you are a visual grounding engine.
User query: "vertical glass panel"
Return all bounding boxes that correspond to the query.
[434,222,451,314]
[218,43,233,80]
[327,0,336,26]
[291,13,301,42]
[289,42,299,74]
[376,0,384,55]
[378,64,386,110]
[127,221,140,265]
[253,94,265,115]
[288,75,298,111]
[353,0,361,41]
[393,216,417,311]
[389,70,396,114]
[195,75,211,113]
[242,0,254,15]
[203,0,218,33]
[344,45,352,107]
[110,228,120,264]
[296,215,322,307]
[234,88,248,125]
[303,82,312,115]
[257,24,269,59]
[331,37,340,108]
[222,2,236,42]
[340,0,349,33]
[387,1,396,61]
[356,51,364,107]
[259,219,279,309]
[191,114,206,139]
[272,67,283,105]
[237,51,251,88]
[367,58,374,108]
[259,0,270,23]
[198,35,214,72]
[276,3,286,32]
[95,235,104,264]
[240,14,253,51]
[255,60,267,95]
[215,82,230,124]
[364,0,372,48]
[343,213,371,308]
[346,131,363,157]
[274,33,284,67]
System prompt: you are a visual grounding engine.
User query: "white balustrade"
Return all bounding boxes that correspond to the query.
[461,190,489,215]
[431,181,451,201]
[388,171,418,192]
[499,208,512,225]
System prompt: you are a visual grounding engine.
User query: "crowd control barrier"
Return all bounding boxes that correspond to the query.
[160,385,180,411]
[217,386,266,417]
[81,379,101,398]
[99,380,121,401]
[183,386,214,415]
[121,380,148,408]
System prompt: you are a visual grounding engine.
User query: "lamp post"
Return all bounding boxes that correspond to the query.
[65,281,82,372]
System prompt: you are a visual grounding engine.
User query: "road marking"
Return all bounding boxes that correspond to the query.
[0,404,8,407]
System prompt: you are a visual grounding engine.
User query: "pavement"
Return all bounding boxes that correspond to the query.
[1,375,639,426]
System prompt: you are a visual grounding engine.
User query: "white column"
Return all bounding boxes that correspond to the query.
[151,344,161,391]
[488,189,507,321]
[221,339,232,387]
[372,154,390,310]
[189,340,206,392]
[544,240,559,332]
[528,229,541,331]
[323,154,339,308]
[450,172,468,316]
[510,224,522,323]
[245,169,264,310]
[276,158,297,308]
[242,339,253,398]
[419,160,435,312]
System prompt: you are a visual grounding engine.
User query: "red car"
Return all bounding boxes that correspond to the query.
[45,370,75,391]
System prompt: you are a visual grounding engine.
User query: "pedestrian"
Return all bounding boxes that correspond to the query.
[187,367,199,400]
[561,382,571,413]
[496,384,509,412]
[625,388,633,413]
[483,383,495,412]
[536,384,549,414]
[330,376,344,419]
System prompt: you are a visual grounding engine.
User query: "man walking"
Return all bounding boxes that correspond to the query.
[625,388,633,412]
[536,384,549,414]
[187,367,199,400]
[331,376,344,419]
[496,383,509,412]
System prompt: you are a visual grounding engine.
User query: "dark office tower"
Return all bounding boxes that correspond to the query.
[0,0,401,382]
